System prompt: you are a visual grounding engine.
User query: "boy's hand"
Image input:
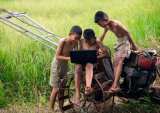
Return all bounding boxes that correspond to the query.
[104,26,109,32]
[98,48,105,55]
[99,28,109,42]
[131,44,138,51]
[97,48,107,59]
[66,57,70,61]
[156,57,160,66]
[131,48,145,55]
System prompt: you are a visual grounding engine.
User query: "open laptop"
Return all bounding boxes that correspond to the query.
[70,50,97,64]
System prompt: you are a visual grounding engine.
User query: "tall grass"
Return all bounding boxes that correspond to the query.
[0,0,160,108]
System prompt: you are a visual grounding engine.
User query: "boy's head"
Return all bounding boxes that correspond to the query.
[69,25,82,42]
[83,28,96,45]
[94,11,110,28]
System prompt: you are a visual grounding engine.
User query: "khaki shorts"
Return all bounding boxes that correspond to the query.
[114,37,131,59]
[49,59,68,88]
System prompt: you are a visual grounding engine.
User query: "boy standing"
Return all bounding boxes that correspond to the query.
[49,25,82,110]
[94,11,138,93]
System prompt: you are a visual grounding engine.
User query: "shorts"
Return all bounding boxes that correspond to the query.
[49,59,68,88]
[114,36,131,59]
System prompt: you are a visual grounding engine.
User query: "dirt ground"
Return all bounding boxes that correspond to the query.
[0,97,137,113]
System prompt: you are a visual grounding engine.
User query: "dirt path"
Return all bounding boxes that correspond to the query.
[0,96,160,113]
[0,97,128,113]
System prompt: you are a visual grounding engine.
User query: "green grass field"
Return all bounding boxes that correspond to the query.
[0,0,160,112]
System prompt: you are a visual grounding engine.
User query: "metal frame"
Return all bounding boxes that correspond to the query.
[0,9,60,50]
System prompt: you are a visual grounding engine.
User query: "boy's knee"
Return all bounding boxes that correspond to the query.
[114,57,125,66]
[51,87,59,94]
[75,65,82,74]
[86,63,93,69]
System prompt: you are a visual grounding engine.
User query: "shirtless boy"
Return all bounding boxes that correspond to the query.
[94,11,138,93]
[74,28,107,105]
[49,25,82,110]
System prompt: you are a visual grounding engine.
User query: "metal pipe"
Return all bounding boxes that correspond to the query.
[0,18,57,50]
[0,17,58,46]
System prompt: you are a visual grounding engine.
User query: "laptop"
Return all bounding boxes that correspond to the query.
[70,50,97,64]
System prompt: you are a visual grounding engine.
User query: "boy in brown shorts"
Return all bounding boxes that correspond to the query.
[49,25,82,110]
[94,11,138,93]
[74,28,107,105]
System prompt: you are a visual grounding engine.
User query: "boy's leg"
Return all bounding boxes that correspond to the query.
[75,64,82,105]
[85,63,93,89]
[110,57,124,91]
[110,40,130,92]
[49,59,68,110]
[50,87,58,110]
[50,59,59,110]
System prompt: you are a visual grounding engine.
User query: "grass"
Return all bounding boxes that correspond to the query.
[113,97,160,113]
[0,0,160,112]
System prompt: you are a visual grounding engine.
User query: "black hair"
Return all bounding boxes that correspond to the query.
[70,25,82,36]
[83,28,96,40]
[94,11,108,23]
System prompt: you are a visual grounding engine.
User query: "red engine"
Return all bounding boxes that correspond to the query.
[138,55,157,70]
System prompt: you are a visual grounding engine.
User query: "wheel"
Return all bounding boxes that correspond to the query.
[58,76,75,113]
[80,74,113,113]
[68,76,87,112]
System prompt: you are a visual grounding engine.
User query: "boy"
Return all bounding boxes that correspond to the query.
[74,28,107,105]
[49,25,82,110]
[94,11,138,93]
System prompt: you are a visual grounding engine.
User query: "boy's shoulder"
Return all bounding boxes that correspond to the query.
[96,40,104,45]
[110,19,122,26]
[110,19,128,30]
[56,38,67,48]
[96,40,101,44]
[59,38,66,42]
[58,37,67,44]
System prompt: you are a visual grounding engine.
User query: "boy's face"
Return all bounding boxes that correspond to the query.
[70,33,81,42]
[97,19,110,28]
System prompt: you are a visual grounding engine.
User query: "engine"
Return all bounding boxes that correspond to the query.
[119,49,158,98]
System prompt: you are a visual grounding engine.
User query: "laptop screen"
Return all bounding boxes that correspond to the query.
[70,50,97,64]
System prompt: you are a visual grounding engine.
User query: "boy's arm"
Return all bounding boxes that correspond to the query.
[126,33,138,51]
[99,28,108,42]
[56,39,70,61]
[97,41,107,59]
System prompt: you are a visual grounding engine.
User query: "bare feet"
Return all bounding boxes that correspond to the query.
[73,102,81,108]
[108,84,121,93]
[85,87,93,95]
[71,99,81,111]
[103,80,113,91]
[72,99,81,107]
[50,96,56,111]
